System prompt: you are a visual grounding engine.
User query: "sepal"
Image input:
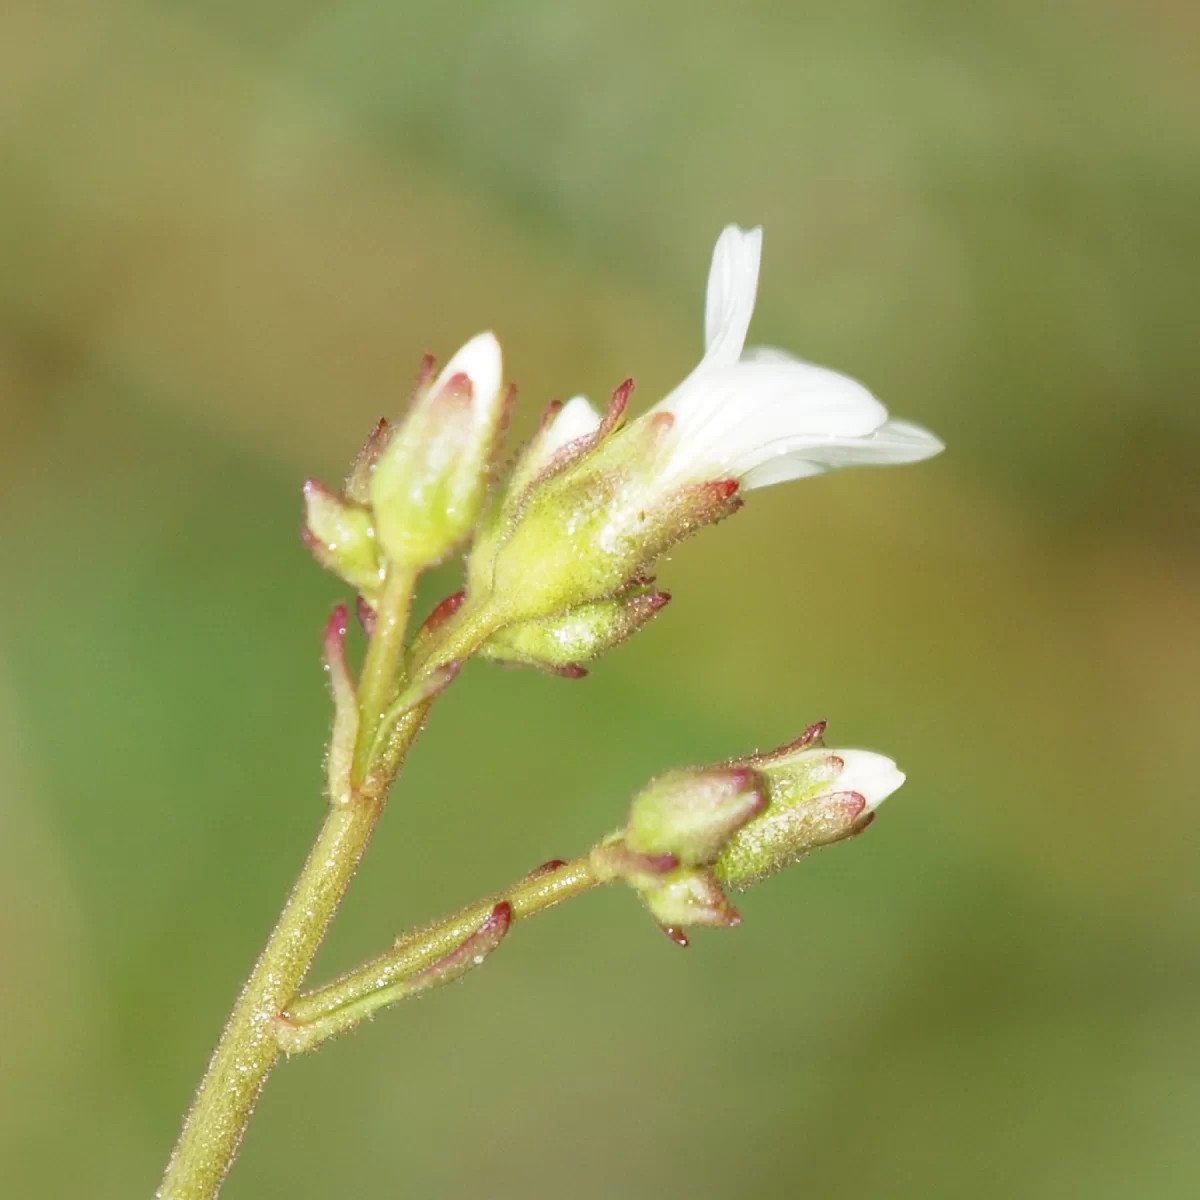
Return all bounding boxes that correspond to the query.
[639,867,741,936]
[344,417,395,505]
[625,766,765,867]
[302,479,383,601]
[479,587,670,675]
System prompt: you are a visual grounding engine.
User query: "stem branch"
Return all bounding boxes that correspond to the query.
[278,857,600,1052]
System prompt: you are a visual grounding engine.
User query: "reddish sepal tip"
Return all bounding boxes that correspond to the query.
[486,900,513,932]
[838,789,868,819]
[413,353,437,392]
[528,858,568,879]
[323,603,350,654]
[849,810,877,836]
[420,590,467,637]
[356,595,377,636]
[550,663,589,679]
[660,925,690,948]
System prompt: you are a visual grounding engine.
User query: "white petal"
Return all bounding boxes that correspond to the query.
[741,344,812,365]
[542,395,602,456]
[739,417,944,490]
[656,359,888,486]
[832,750,906,812]
[433,331,504,422]
[703,225,763,367]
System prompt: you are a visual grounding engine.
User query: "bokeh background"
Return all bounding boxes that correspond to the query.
[2,1,1198,1196]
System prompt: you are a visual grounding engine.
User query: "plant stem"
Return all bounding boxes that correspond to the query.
[160,570,426,1200]
[159,579,506,1198]
[277,856,601,1052]
[353,567,417,783]
[155,774,400,1199]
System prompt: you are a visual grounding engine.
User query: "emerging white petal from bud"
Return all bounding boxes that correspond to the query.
[369,331,507,569]
[832,749,906,812]
[542,395,603,458]
[432,331,506,441]
[641,224,943,492]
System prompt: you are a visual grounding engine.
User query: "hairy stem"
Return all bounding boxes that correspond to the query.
[158,572,489,1200]
[353,567,418,783]
[277,856,600,1052]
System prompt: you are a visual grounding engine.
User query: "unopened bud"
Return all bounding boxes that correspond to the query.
[302,479,383,600]
[625,766,765,867]
[641,867,741,932]
[716,734,905,890]
[479,587,670,675]
[369,333,508,570]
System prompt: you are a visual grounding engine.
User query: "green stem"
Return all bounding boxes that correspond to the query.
[353,566,418,783]
[159,573,425,1200]
[156,785,394,1199]
[277,857,600,1053]
[158,582,505,1199]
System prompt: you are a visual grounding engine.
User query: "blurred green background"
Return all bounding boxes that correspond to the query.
[2,1,1198,1196]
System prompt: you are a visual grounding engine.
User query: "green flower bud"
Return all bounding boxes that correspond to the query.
[479,587,670,677]
[640,867,741,939]
[625,766,765,867]
[302,479,383,600]
[369,333,508,570]
[716,725,905,890]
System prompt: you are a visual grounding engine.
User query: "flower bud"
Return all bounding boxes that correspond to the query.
[640,867,741,934]
[625,766,765,867]
[369,333,508,570]
[479,587,670,676]
[302,479,384,600]
[715,731,905,890]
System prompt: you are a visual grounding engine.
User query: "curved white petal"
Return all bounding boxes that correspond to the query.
[832,750,905,812]
[703,225,762,367]
[655,359,888,487]
[739,417,945,490]
[543,394,602,456]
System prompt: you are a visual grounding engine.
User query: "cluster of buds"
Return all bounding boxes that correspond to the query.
[592,723,904,945]
[304,224,941,679]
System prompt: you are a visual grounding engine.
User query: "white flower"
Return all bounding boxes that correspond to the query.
[642,224,943,491]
